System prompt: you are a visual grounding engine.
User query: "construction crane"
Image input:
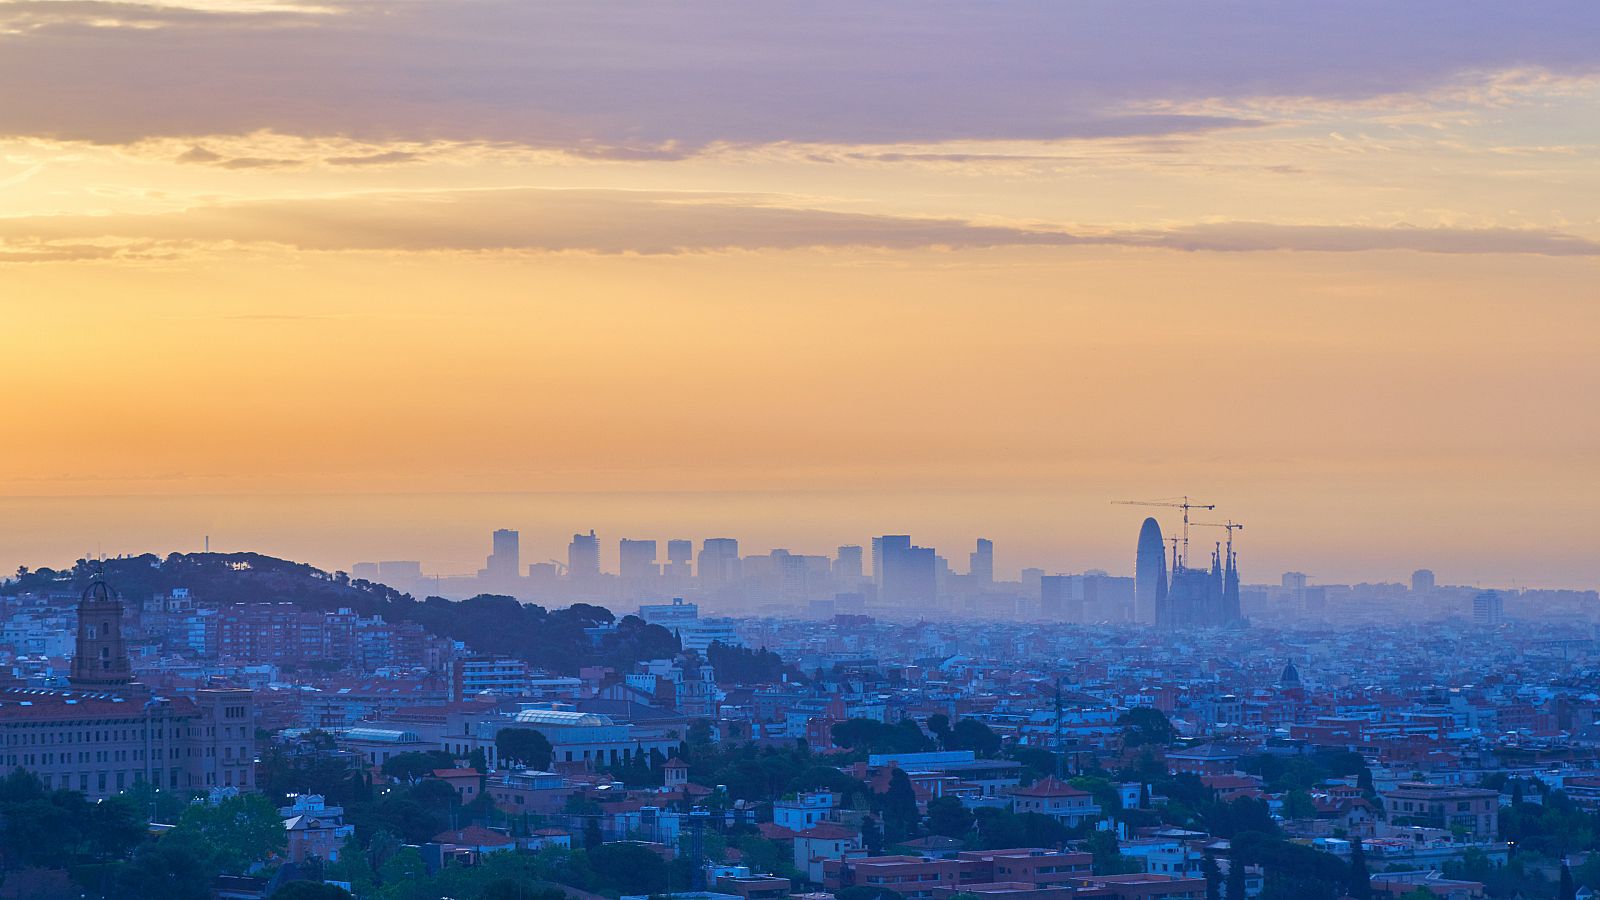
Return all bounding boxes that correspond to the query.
[1112,496,1215,567]
[1193,520,1244,561]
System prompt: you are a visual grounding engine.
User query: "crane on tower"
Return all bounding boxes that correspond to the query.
[1112,496,1216,568]
[1193,520,1244,561]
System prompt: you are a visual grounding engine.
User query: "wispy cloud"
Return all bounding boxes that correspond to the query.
[2,188,1594,261]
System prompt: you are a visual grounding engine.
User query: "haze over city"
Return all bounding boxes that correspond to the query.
[3,3,1600,900]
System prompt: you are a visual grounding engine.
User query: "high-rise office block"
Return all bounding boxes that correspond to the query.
[1134,517,1167,626]
[876,535,934,607]
[970,538,994,582]
[834,545,864,579]
[665,539,694,578]
[1473,590,1503,627]
[485,528,520,581]
[698,538,741,585]
[619,538,659,580]
[1412,569,1436,593]
[568,530,601,579]
[1041,574,1081,621]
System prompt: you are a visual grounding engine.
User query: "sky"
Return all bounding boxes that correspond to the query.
[1,1,1597,588]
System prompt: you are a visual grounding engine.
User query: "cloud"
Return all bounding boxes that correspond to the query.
[1,1,1595,150]
[1,188,1595,260]
[324,150,420,167]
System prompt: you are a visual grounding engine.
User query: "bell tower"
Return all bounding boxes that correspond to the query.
[70,578,133,687]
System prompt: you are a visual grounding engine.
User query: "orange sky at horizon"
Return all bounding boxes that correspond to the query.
[1,1,1597,587]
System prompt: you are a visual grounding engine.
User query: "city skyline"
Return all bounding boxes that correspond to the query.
[2,1,1598,593]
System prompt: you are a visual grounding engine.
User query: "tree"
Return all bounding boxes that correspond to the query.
[1086,831,1139,875]
[1202,851,1222,900]
[881,768,921,842]
[1561,862,1577,900]
[113,837,214,900]
[862,814,885,855]
[926,796,974,839]
[173,792,287,874]
[928,714,953,748]
[583,815,604,849]
[589,841,669,895]
[271,883,354,899]
[1348,838,1371,900]
[1117,707,1174,748]
[1282,789,1316,821]
[1225,857,1247,900]
[380,750,456,783]
[481,880,567,900]
[949,719,1002,757]
[497,728,555,771]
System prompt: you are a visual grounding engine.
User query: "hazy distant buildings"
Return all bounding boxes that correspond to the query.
[619,539,659,580]
[970,538,994,583]
[875,535,936,608]
[1473,590,1504,627]
[665,539,693,578]
[1134,517,1167,626]
[568,530,601,579]
[379,560,423,582]
[481,529,520,582]
[1040,574,1081,622]
[834,545,863,580]
[698,538,741,585]
[1412,569,1436,593]
[1082,573,1134,622]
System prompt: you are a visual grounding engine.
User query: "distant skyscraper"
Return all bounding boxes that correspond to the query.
[1041,574,1080,621]
[619,538,659,580]
[698,538,741,585]
[1134,517,1167,626]
[568,530,601,579]
[1412,569,1436,593]
[665,540,693,578]
[834,545,864,579]
[970,538,994,583]
[1282,572,1308,591]
[1473,590,1503,627]
[876,535,934,607]
[484,529,519,582]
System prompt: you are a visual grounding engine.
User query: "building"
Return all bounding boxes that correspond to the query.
[620,539,660,580]
[0,578,256,800]
[450,656,531,700]
[835,545,864,580]
[666,540,694,578]
[878,536,937,608]
[569,530,602,579]
[1040,576,1080,622]
[1134,519,1167,626]
[482,529,520,583]
[1472,591,1503,628]
[638,598,741,652]
[1380,783,1499,840]
[699,538,742,585]
[1411,569,1436,593]
[71,580,133,687]
[1007,777,1101,826]
[281,794,355,864]
[970,539,994,583]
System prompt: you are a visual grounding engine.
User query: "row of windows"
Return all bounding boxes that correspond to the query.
[5,726,194,745]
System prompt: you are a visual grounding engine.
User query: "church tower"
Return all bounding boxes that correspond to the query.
[70,578,133,687]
